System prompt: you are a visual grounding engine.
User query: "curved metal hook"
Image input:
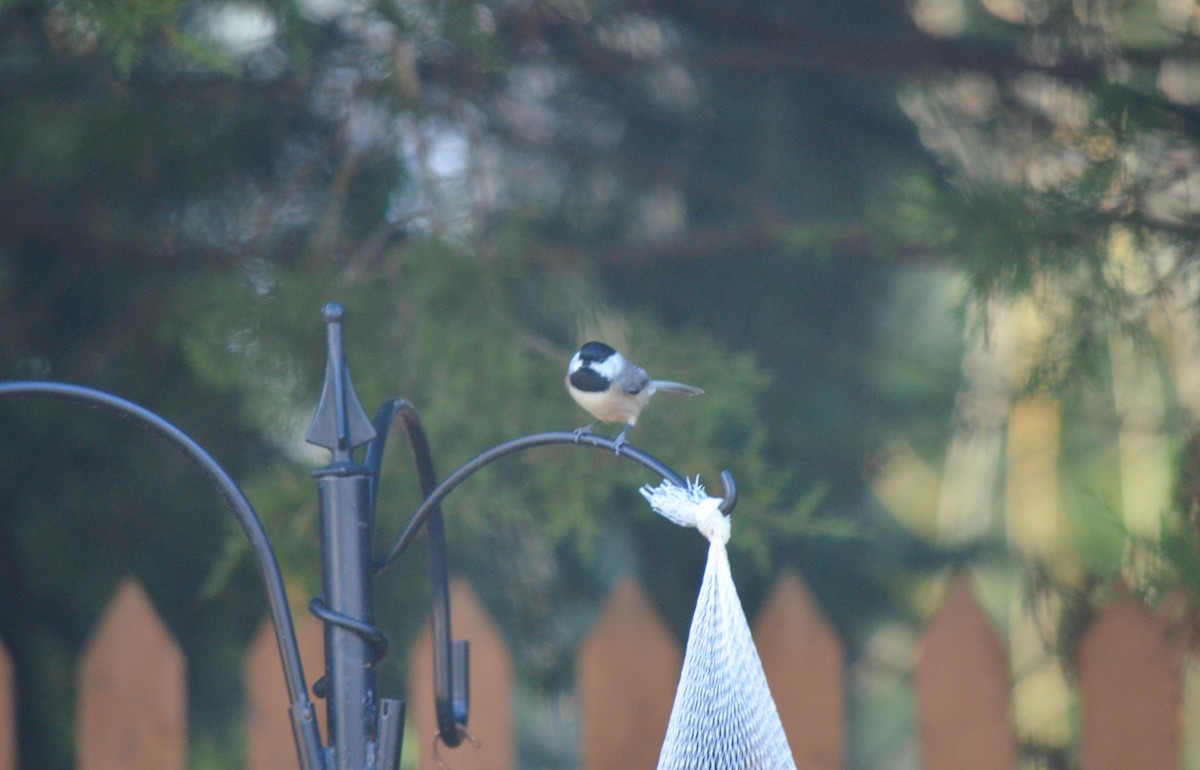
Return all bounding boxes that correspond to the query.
[717,469,738,515]
[0,381,325,770]
[375,430,738,575]
[364,398,466,746]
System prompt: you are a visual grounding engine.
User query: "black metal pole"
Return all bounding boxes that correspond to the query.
[313,468,375,770]
[305,303,380,770]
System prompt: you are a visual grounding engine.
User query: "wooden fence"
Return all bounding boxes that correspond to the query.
[0,572,1186,769]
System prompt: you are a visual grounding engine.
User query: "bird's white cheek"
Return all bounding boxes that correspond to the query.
[591,353,627,381]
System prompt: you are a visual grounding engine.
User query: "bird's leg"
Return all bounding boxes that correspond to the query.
[612,425,632,456]
[573,421,597,443]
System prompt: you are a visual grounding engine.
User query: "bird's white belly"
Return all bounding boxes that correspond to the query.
[568,383,651,424]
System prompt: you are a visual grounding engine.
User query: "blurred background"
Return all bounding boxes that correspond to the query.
[3,0,1200,766]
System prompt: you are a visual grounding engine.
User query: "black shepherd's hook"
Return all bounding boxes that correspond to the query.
[0,381,326,770]
[375,431,737,577]
[0,303,740,770]
[369,425,737,749]
[362,397,470,746]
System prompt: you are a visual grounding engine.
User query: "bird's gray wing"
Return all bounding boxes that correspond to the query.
[617,364,653,395]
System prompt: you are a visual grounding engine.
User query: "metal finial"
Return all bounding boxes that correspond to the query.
[306,302,376,456]
[322,301,345,323]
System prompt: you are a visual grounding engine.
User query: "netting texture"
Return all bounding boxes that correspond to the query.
[641,481,796,770]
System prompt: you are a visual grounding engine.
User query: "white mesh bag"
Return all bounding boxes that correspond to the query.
[641,479,796,770]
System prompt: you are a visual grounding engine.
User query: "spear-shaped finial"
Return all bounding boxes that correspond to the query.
[306,302,376,459]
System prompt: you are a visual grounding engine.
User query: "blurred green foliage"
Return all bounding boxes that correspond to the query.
[4,0,1200,766]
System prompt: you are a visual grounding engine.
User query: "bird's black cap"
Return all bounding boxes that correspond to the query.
[577,341,616,362]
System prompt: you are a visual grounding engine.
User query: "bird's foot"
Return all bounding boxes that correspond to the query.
[612,426,631,456]
[573,422,597,443]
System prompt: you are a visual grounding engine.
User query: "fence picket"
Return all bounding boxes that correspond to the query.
[77,579,185,770]
[1079,600,1179,770]
[915,575,1016,770]
[246,612,327,770]
[409,578,515,770]
[753,569,845,770]
[578,577,680,770]
[0,639,13,770]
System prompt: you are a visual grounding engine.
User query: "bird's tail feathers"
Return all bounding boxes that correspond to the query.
[652,380,704,396]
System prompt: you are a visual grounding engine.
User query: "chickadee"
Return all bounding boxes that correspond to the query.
[566,341,704,450]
